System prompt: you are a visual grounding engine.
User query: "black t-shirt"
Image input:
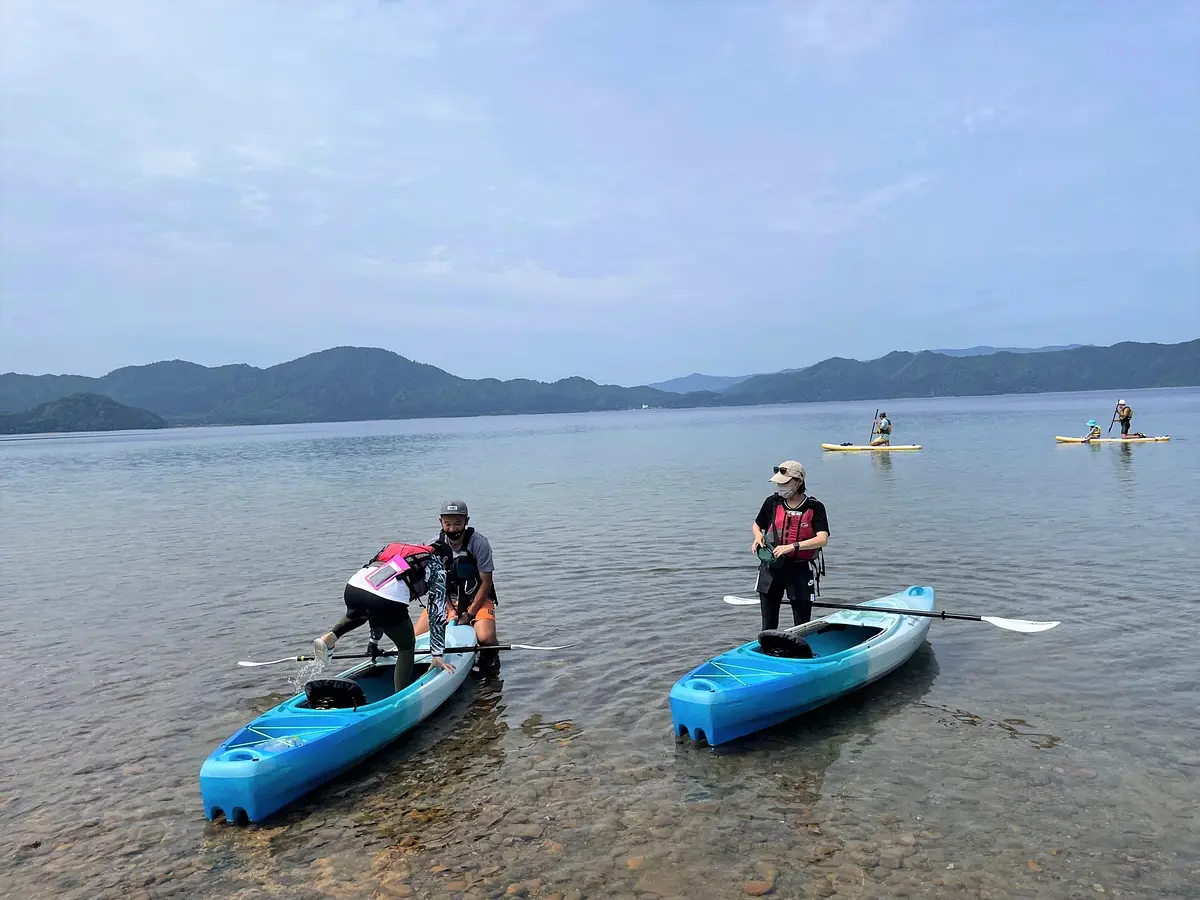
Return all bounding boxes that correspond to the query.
[755,494,830,540]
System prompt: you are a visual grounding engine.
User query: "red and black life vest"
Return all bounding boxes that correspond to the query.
[766,497,819,561]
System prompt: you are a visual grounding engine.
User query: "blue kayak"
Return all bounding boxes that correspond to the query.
[201,624,477,824]
[670,586,934,747]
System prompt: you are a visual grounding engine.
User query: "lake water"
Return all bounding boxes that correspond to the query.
[1,387,1198,900]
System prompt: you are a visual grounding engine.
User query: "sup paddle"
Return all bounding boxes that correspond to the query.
[721,595,1059,633]
[1108,402,1119,434]
[870,408,879,445]
[237,642,575,668]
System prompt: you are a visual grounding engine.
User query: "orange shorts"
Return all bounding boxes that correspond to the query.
[448,598,495,623]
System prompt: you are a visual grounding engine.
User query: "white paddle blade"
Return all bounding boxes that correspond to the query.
[981,616,1061,633]
[723,595,759,606]
[236,656,303,667]
[510,642,576,651]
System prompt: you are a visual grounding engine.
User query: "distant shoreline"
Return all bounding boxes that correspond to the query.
[1,383,1192,439]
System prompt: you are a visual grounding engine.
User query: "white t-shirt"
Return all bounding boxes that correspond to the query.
[346,561,413,604]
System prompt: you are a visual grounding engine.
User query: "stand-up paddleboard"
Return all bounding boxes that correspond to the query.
[822,443,922,452]
[1054,435,1169,444]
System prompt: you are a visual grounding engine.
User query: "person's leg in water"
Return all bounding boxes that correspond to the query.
[372,608,416,693]
[313,585,372,664]
[470,599,500,676]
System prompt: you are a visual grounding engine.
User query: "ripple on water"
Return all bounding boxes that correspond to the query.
[2,395,1199,898]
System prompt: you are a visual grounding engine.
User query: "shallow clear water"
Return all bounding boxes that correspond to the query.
[1,387,1197,899]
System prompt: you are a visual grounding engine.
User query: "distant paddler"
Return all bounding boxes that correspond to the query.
[870,411,892,446]
[1113,399,1146,438]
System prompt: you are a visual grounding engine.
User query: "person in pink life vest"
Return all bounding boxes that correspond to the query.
[750,460,831,631]
[311,541,456,693]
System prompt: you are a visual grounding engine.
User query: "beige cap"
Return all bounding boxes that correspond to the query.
[769,460,806,484]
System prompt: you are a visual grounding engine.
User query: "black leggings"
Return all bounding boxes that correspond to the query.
[329,585,417,693]
[758,566,813,631]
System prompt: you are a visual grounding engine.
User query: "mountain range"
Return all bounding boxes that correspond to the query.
[646,344,1089,393]
[1,339,1196,432]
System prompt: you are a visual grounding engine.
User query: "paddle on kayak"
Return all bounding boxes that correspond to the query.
[722,595,1059,633]
[238,641,576,668]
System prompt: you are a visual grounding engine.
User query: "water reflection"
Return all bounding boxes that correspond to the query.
[197,675,512,891]
[871,450,894,476]
[670,642,939,811]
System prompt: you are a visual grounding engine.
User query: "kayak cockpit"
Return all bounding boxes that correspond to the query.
[296,661,432,710]
[753,621,885,661]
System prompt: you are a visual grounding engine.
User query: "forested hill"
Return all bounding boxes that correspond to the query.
[1,340,1196,428]
[0,392,169,434]
[719,340,1200,404]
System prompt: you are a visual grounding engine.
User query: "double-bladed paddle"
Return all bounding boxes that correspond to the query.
[236,642,575,668]
[721,595,1059,633]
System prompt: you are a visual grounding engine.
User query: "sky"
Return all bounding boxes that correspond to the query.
[1,0,1197,386]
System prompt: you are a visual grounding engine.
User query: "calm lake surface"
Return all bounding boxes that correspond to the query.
[1,388,1198,900]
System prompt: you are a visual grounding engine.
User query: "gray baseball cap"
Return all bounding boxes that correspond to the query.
[439,500,469,517]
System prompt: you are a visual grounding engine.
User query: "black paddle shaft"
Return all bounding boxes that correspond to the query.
[813,600,983,623]
[313,645,508,663]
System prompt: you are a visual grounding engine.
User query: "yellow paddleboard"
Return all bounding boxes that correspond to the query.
[1054,435,1170,444]
[822,443,922,452]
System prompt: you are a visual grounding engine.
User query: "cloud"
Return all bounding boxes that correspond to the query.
[137,149,202,180]
[779,0,910,61]
[0,0,1195,383]
[773,173,933,238]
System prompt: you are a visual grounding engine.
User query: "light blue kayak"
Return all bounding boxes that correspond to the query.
[200,624,477,824]
[670,586,934,747]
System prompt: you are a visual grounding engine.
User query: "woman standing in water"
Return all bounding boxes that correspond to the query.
[751,460,830,631]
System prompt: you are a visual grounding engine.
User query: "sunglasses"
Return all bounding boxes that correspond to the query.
[773,466,799,476]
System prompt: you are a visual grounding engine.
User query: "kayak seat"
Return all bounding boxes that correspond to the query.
[304,677,368,710]
[756,629,816,659]
[782,620,829,638]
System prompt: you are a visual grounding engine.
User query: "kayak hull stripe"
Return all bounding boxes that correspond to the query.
[199,624,477,824]
[669,586,934,747]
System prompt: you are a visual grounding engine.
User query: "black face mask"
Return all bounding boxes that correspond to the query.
[443,528,465,542]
